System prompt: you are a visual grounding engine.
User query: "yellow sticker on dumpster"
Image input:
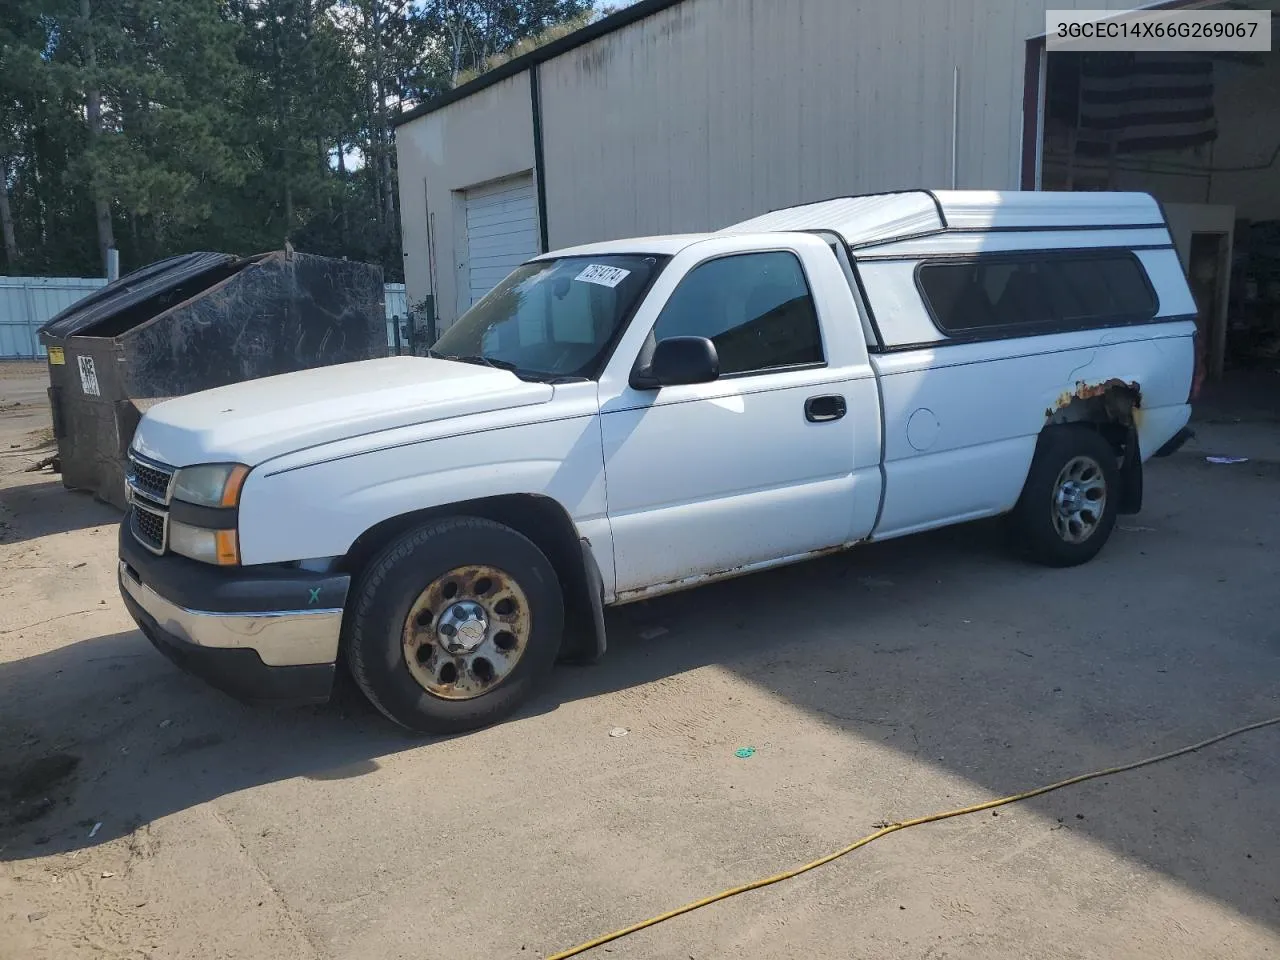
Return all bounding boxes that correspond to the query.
[48,346,65,365]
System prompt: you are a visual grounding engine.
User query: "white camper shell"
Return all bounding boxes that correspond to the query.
[726,189,1195,351]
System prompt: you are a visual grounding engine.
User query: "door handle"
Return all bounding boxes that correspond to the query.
[804,394,847,423]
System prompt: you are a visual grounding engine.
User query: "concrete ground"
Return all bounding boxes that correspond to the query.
[1,359,1277,960]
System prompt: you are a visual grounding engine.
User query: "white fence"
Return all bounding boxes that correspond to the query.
[1,276,413,360]
[0,276,108,360]
[384,282,408,352]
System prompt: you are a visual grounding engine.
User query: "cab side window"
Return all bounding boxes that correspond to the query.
[652,251,824,375]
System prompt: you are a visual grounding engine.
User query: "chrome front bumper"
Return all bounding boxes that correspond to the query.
[119,561,343,667]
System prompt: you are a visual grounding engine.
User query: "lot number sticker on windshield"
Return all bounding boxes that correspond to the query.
[575,263,631,288]
[77,355,101,396]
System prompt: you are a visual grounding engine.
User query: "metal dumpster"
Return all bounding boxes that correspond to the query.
[39,249,385,509]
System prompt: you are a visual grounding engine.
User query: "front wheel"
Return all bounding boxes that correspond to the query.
[1009,426,1120,567]
[345,516,564,734]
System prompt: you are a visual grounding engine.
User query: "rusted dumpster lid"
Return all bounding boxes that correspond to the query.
[39,252,241,339]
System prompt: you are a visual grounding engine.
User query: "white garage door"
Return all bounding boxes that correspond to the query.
[464,175,540,306]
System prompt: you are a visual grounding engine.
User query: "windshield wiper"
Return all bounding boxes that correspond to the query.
[429,351,582,383]
[429,351,520,373]
[430,350,507,369]
[428,351,587,384]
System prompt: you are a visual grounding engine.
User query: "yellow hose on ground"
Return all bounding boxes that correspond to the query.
[547,714,1280,960]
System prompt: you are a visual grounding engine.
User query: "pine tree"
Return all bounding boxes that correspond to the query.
[0,0,598,279]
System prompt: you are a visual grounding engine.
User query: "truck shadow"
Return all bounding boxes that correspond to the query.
[0,629,408,855]
[1,461,1277,934]
[575,488,1280,932]
[0,478,120,545]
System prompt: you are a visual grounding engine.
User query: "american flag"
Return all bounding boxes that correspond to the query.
[1076,53,1217,154]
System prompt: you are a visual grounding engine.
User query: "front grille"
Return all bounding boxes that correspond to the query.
[127,453,173,506]
[131,502,167,554]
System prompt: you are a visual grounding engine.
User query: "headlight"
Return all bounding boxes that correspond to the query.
[172,463,250,508]
[169,519,240,566]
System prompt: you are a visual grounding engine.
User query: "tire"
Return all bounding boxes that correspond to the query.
[1009,426,1120,568]
[345,516,564,734]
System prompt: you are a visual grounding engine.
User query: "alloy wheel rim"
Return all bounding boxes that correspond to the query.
[1051,455,1107,544]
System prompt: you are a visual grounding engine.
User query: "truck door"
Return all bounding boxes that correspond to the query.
[596,235,878,599]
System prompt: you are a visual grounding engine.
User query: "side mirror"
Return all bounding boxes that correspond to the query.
[640,336,719,388]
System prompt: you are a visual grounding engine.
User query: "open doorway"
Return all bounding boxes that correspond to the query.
[1035,15,1280,393]
[1189,231,1228,396]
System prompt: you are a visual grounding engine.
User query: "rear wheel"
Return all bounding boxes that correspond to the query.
[345,516,563,734]
[1010,426,1120,567]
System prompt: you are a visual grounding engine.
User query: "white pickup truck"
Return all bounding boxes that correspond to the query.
[119,190,1198,733]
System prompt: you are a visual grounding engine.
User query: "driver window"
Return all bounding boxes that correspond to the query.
[652,251,824,376]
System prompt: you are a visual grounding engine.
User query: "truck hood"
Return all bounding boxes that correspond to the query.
[130,357,555,467]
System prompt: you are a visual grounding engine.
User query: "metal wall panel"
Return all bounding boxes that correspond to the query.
[384,282,407,350]
[0,277,107,359]
[536,0,1133,251]
[384,282,407,318]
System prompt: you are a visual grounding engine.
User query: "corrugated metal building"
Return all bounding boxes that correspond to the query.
[396,0,1135,329]
[394,0,1280,377]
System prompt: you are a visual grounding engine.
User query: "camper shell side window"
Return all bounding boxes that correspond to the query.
[915,249,1159,339]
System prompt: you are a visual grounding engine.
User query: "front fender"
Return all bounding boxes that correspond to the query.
[236,405,610,579]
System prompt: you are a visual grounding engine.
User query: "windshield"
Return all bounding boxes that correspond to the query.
[431,254,665,380]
